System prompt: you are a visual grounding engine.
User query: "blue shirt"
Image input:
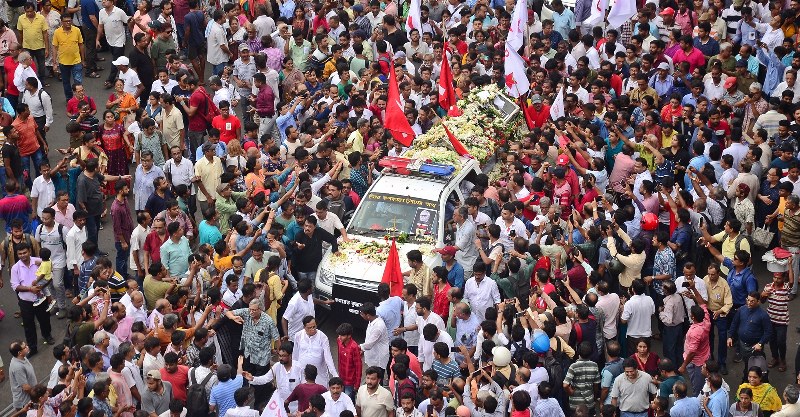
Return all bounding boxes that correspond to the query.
[444,261,465,289]
[671,397,702,417]
[160,236,192,278]
[552,10,575,40]
[194,141,227,161]
[704,388,729,417]
[81,0,100,30]
[757,46,786,97]
[649,74,674,99]
[722,257,758,305]
[693,36,720,57]
[376,296,403,338]
[198,220,223,246]
[209,375,244,417]
[278,0,295,20]
[685,155,709,190]
[729,305,772,345]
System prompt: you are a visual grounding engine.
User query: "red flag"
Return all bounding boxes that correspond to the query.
[438,53,457,112]
[385,63,416,147]
[443,124,470,157]
[381,239,404,297]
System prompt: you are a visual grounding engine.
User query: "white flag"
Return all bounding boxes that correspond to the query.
[504,43,529,98]
[260,391,285,417]
[406,0,422,36]
[607,0,636,28]
[583,0,609,26]
[507,0,528,51]
[550,86,565,120]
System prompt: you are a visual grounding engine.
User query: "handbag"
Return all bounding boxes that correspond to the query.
[752,225,774,248]
[608,257,626,274]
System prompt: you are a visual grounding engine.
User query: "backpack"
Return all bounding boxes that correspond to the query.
[735,233,754,255]
[186,367,215,417]
[508,340,530,366]
[542,337,571,409]
[486,243,510,274]
[506,270,531,303]
[36,223,66,251]
[700,212,722,236]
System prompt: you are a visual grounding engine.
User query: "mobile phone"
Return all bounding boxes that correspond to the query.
[427,405,434,415]
[450,346,461,353]
[515,311,525,318]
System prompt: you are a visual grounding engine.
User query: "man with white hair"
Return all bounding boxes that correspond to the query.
[772,385,800,417]
[93,330,113,370]
[122,291,148,325]
[12,51,38,94]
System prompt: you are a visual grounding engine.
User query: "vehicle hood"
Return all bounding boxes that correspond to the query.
[320,236,441,282]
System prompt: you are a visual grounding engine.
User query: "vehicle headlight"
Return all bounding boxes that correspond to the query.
[318,267,335,286]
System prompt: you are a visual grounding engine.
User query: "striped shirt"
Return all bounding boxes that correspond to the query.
[781,208,800,247]
[764,282,790,325]
[432,359,460,386]
[563,359,600,410]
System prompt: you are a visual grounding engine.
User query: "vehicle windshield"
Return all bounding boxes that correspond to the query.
[348,193,440,240]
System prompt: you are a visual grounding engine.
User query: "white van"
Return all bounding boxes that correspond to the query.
[314,156,484,315]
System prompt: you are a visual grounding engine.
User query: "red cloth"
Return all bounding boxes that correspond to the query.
[385,64,415,147]
[381,240,404,296]
[439,53,457,112]
[432,282,451,319]
[444,124,469,156]
[143,230,168,264]
[286,383,328,411]
[531,257,551,287]
[336,337,363,387]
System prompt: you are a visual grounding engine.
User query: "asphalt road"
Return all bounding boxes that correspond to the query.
[0,47,797,413]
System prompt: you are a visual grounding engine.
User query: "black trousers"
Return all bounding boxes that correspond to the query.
[243,357,272,410]
[18,298,52,351]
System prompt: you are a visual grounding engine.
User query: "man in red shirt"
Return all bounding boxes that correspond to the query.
[160,352,190,402]
[211,100,241,144]
[431,266,451,320]
[335,323,362,396]
[142,217,169,267]
[524,94,550,128]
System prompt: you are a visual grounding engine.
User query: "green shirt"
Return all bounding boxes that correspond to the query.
[159,236,192,278]
[215,191,247,234]
[150,36,177,69]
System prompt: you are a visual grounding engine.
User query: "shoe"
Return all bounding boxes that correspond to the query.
[720,365,728,375]
[32,297,46,307]
[99,224,104,230]
[734,353,743,363]
[27,348,38,357]
[55,310,67,319]
[768,358,779,368]
[44,336,55,345]
[46,300,56,313]
[98,251,109,257]
[779,360,787,372]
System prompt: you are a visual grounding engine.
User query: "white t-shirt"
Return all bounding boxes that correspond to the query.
[118,68,142,95]
[207,22,229,66]
[129,224,150,271]
[98,7,130,47]
[313,212,344,236]
[620,294,655,338]
[30,175,55,217]
[283,293,315,342]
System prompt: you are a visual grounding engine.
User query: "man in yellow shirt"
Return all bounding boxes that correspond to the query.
[17,3,49,80]
[347,118,368,153]
[51,14,84,99]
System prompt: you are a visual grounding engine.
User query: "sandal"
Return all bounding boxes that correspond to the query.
[13,311,20,318]
[104,81,113,89]
[97,57,106,61]
[87,72,101,78]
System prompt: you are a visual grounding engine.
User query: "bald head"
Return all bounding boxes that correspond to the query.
[456,406,471,417]
[516,366,531,383]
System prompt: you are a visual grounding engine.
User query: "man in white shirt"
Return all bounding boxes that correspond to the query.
[322,378,357,417]
[620,279,655,354]
[252,6,276,40]
[312,201,348,240]
[66,210,88,279]
[595,281,621,341]
[21,77,53,141]
[151,68,179,98]
[248,343,302,413]
[674,264,708,312]
[112,56,144,98]
[97,0,130,86]
[417,323,453,371]
[282,279,316,342]
[463,267,501,323]
[359,302,390,371]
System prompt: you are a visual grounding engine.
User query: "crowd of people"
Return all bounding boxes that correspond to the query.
[1,0,800,416]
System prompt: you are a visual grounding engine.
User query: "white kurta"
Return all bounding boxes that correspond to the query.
[292,330,339,386]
